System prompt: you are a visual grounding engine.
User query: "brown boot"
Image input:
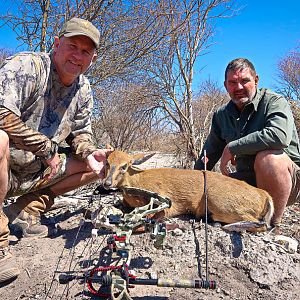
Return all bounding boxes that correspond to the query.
[4,189,55,238]
[8,210,49,238]
[0,247,20,283]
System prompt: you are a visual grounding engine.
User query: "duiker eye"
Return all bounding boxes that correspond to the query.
[120,164,127,173]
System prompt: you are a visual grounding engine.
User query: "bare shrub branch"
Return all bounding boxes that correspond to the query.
[274,45,300,101]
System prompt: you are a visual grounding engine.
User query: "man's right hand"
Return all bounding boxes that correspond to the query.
[86,148,113,179]
[44,153,61,180]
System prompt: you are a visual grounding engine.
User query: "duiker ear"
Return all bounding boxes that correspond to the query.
[132,153,156,165]
[105,144,114,150]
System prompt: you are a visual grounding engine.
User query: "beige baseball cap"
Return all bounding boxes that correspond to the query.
[59,17,100,48]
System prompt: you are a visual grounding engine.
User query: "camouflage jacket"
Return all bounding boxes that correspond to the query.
[0,51,97,175]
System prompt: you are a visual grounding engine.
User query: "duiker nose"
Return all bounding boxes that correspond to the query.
[103,178,112,190]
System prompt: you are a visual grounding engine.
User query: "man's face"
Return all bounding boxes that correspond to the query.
[53,35,97,86]
[224,67,259,111]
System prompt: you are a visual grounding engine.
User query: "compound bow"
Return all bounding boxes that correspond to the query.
[57,187,216,299]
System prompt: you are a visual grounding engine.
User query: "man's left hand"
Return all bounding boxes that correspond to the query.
[220,145,235,176]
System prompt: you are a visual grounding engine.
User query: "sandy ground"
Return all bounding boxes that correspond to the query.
[0,153,299,300]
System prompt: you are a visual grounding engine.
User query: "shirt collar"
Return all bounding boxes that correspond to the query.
[247,88,262,111]
[227,88,263,116]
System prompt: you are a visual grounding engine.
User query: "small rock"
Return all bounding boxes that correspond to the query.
[274,235,298,253]
[223,289,230,295]
[150,272,158,279]
[171,228,183,236]
[8,235,19,242]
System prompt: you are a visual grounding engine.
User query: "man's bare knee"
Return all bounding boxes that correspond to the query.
[254,150,291,173]
[0,130,9,145]
[0,130,9,159]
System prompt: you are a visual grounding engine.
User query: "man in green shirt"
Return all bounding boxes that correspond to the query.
[195,58,300,232]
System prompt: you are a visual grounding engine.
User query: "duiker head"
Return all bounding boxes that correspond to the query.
[103,150,155,189]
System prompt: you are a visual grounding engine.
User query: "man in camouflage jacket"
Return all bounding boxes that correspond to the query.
[0,18,110,283]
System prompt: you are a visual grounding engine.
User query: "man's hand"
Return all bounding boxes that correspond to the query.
[220,145,236,176]
[44,152,61,180]
[86,148,113,179]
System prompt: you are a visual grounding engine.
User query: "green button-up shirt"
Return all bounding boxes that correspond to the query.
[195,88,300,171]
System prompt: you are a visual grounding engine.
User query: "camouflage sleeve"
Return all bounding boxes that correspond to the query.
[0,107,52,158]
[66,79,97,160]
[66,132,97,160]
[0,53,43,117]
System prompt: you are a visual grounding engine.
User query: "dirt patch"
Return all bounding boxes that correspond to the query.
[0,154,299,300]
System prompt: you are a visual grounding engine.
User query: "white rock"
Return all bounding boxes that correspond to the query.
[274,235,298,253]
[171,228,183,236]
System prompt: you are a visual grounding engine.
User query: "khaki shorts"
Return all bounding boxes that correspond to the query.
[288,162,300,206]
[230,162,300,206]
[7,152,69,198]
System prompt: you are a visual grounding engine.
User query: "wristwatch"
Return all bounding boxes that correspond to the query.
[44,141,59,160]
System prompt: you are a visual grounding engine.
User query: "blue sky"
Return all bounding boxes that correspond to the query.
[0,0,299,90]
[196,0,300,90]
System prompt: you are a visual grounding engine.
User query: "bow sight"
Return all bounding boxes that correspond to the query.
[58,187,217,299]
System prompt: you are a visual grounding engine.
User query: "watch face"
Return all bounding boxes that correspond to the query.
[45,142,58,160]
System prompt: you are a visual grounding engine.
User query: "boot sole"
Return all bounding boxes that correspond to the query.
[23,231,49,238]
[0,268,20,283]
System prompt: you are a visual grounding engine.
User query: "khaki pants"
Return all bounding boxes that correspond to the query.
[230,162,300,206]
[7,153,68,198]
[0,154,67,248]
[288,162,300,206]
[0,209,9,248]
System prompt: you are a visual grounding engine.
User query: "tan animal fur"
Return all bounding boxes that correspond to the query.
[103,150,274,232]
